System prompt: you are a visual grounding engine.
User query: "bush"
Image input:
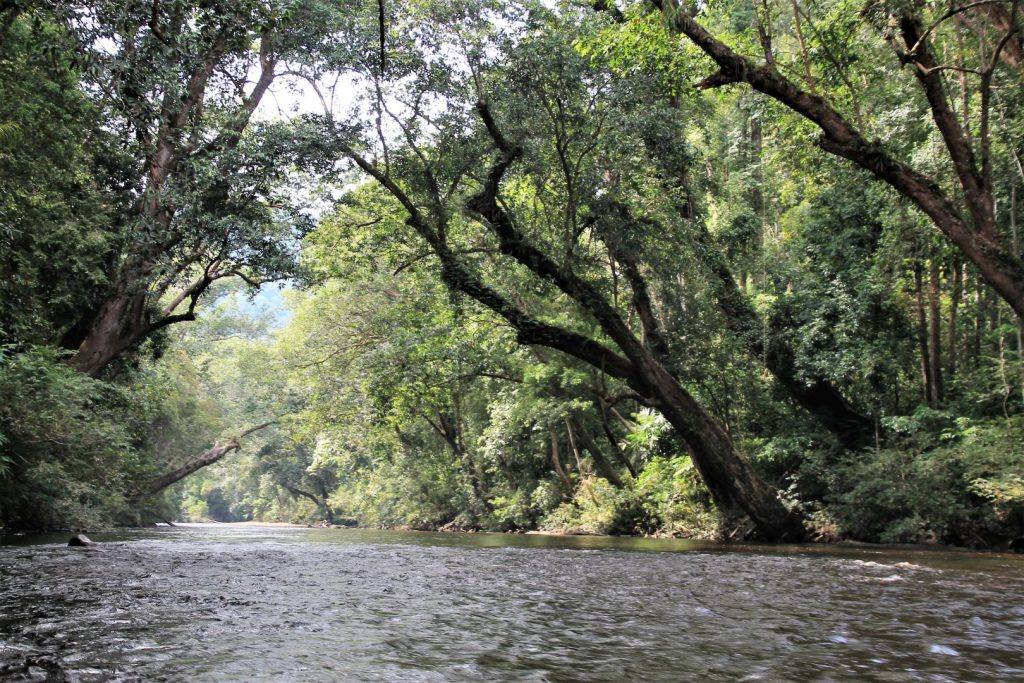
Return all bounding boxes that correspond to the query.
[489,489,535,530]
[635,456,722,539]
[540,476,647,535]
[823,416,1024,545]
[0,347,139,530]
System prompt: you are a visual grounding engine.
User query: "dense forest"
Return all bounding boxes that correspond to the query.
[2,0,1023,546]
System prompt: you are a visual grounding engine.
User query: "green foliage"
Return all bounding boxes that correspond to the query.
[622,409,671,469]
[541,476,646,536]
[0,348,139,529]
[183,499,211,522]
[144,351,225,467]
[794,415,1024,544]
[540,419,718,538]
[0,17,122,346]
[635,456,722,539]
[829,448,972,544]
[3,0,1024,548]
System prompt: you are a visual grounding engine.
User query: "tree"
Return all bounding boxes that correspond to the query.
[141,421,275,497]
[644,0,1024,320]
[324,2,804,539]
[37,1,340,375]
[0,16,123,347]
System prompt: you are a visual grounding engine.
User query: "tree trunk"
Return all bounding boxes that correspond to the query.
[550,429,574,496]
[958,5,1024,73]
[67,292,150,377]
[633,94,870,447]
[58,26,278,377]
[949,256,963,377]
[1014,183,1024,401]
[315,478,337,524]
[928,259,945,402]
[749,114,764,289]
[599,402,638,478]
[145,442,239,497]
[788,0,815,91]
[636,358,805,540]
[974,269,985,366]
[567,414,624,488]
[141,422,274,497]
[564,417,586,473]
[472,156,805,537]
[914,263,933,402]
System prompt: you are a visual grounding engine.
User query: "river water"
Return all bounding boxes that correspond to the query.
[1,524,1022,682]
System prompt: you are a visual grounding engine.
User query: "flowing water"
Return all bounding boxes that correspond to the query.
[1,524,1022,682]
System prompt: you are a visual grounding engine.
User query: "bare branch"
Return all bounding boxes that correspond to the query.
[908,0,1016,56]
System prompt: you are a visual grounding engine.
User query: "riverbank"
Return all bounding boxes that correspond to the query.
[252,519,1024,554]
[351,518,1024,553]
[6,514,1021,554]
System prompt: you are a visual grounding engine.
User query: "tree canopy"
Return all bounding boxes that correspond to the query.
[2,0,1023,546]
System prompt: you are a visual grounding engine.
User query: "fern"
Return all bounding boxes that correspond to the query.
[0,120,21,147]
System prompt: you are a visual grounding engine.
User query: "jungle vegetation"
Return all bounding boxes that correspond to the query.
[2,0,1023,546]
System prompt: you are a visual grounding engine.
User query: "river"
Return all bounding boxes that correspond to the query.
[0,524,1022,681]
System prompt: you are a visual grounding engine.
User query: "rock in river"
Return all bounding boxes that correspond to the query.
[67,534,95,547]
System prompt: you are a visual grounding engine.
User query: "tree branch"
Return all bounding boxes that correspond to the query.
[140,421,276,497]
[344,146,641,385]
[650,0,1024,319]
[899,14,993,235]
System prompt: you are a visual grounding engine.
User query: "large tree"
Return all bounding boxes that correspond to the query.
[0,14,122,346]
[642,0,1024,319]
[321,1,805,539]
[40,0,341,375]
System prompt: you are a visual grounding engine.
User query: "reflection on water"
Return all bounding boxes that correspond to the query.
[1,524,1023,681]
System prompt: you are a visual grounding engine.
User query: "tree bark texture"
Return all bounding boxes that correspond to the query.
[68,292,149,377]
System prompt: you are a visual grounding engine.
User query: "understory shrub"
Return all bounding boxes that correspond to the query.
[0,347,139,530]
[822,415,1024,545]
[634,456,722,539]
[541,476,645,535]
[538,463,724,538]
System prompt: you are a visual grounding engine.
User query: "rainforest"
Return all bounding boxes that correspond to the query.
[2,0,1024,548]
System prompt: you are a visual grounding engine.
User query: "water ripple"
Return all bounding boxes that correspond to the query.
[0,525,1022,681]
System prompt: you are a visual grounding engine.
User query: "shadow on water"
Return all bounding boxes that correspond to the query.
[2,523,1023,681]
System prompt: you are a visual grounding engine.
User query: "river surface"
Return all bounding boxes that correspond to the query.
[1,524,1022,682]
